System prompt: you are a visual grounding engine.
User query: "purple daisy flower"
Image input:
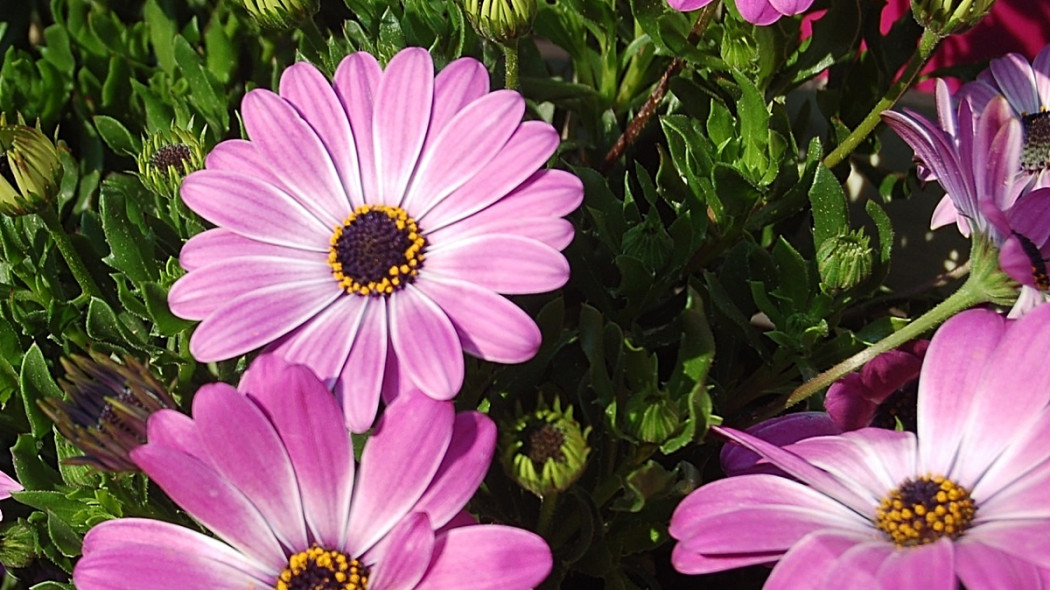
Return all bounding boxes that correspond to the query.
[168,47,582,432]
[667,0,814,26]
[958,45,1050,187]
[671,306,1050,588]
[824,340,929,431]
[73,354,553,590]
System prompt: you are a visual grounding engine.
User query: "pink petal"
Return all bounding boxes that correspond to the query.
[874,539,955,590]
[929,194,961,232]
[990,53,1041,115]
[366,512,434,590]
[412,412,496,529]
[169,254,330,320]
[671,543,779,576]
[736,0,784,25]
[821,542,894,590]
[335,297,389,433]
[677,505,860,555]
[180,171,330,250]
[404,91,524,213]
[178,228,320,272]
[414,275,540,363]
[333,52,383,203]
[916,308,1006,477]
[345,395,453,556]
[0,470,21,498]
[425,235,569,295]
[189,279,340,362]
[372,47,434,206]
[956,540,1047,590]
[967,520,1050,570]
[1034,45,1050,107]
[416,525,553,590]
[388,286,464,400]
[192,383,309,551]
[203,139,286,189]
[666,0,715,9]
[280,61,365,209]
[763,530,874,589]
[721,412,842,476]
[424,57,490,152]
[767,0,813,16]
[241,89,350,228]
[74,519,273,590]
[144,409,208,463]
[785,429,917,503]
[237,355,355,549]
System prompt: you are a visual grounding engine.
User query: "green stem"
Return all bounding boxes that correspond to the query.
[823,27,942,170]
[503,39,520,90]
[37,206,105,302]
[536,490,559,536]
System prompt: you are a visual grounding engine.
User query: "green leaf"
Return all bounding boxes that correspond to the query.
[144,0,177,73]
[19,343,62,439]
[92,115,140,157]
[659,375,713,454]
[731,70,770,175]
[173,35,227,128]
[11,434,63,491]
[808,162,850,248]
[865,200,894,266]
[99,180,156,281]
[142,281,193,335]
[47,511,83,557]
[11,490,82,524]
[666,287,715,399]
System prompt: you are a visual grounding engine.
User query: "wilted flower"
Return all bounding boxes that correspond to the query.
[672,306,1050,587]
[74,354,553,590]
[236,0,318,30]
[136,125,205,198]
[39,354,176,472]
[825,340,929,431]
[667,0,815,26]
[169,48,582,432]
[462,0,537,44]
[0,117,62,217]
[502,397,591,498]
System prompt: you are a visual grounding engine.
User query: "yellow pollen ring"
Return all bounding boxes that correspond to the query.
[328,204,426,297]
[874,474,976,547]
[275,545,368,590]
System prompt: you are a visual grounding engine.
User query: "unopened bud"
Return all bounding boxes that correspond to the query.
[237,0,319,30]
[501,397,590,498]
[912,0,995,35]
[137,125,205,198]
[0,116,62,217]
[817,229,873,291]
[462,0,537,44]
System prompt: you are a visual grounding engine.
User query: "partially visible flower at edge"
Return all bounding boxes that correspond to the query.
[73,354,553,590]
[236,0,318,30]
[824,339,929,431]
[672,306,1050,587]
[502,396,591,498]
[0,470,22,519]
[167,47,583,433]
[667,0,816,27]
[720,412,841,477]
[39,353,176,472]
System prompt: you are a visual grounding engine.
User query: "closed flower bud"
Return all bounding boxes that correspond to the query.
[136,126,205,198]
[0,117,62,217]
[817,229,873,291]
[39,353,177,472]
[462,0,537,44]
[0,519,37,569]
[624,391,681,444]
[912,0,995,35]
[501,397,591,498]
[237,0,319,30]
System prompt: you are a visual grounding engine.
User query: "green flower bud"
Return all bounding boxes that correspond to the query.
[0,117,62,217]
[136,125,206,198]
[912,0,995,35]
[462,0,537,44]
[0,519,38,569]
[39,353,177,472]
[621,213,673,272]
[817,229,873,291]
[237,0,319,30]
[501,397,591,498]
[624,391,681,444]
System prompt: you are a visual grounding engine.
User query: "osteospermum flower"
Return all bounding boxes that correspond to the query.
[168,47,582,432]
[672,306,1050,587]
[667,0,814,26]
[73,354,553,590]
[824,340,929,431]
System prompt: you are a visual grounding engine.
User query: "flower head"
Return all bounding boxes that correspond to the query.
[824,340,929,431]
[168,48,582,432]
[136,125,205,198]
[0,117,62,217]
[667,0,815,26]
[672,306,1050,587]
[462,0,537,44]
[502,397,591,498]
[911,0,996,35]
[236,0,318,30]
[73,354,552,590]
[40,353,176,472]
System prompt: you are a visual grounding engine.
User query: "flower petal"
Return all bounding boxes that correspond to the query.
[966,520,1050,570]
[345,394,453,556]
[767,0,813,16]
[373,47,434,206]
[334,52,383,203]
[785,429,917,503]
[366,512,434,590]
[416,525,553,590]
[144,409,208,462]
[874,539,954,590]
[424,57,490,151]
[820,542,893,590]
[335,297,389,433]
[956,540,1047,590]
[990,53,1041,115]
[203,139,286,189]
[736,0,783,25]
[666,0,715,9]
[426,235,569,295]
[412,412,496,529]
[388,285,463,400]
[720,412,842,477]
[763,530,875,590]
[178,228,320,272]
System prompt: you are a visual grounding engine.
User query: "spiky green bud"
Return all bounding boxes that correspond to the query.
[237,0,319,30]
[817,229,874,292]
[462,0,537,44]
[624,392,681,444]
[136,125,206,198]
[502,397,591,498]
[912,0,996,35]
[0,116,62,217]
[0,520,37,569]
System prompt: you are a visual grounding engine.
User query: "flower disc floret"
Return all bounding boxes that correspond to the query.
[276,545,369,590]
[875,475,976,546]
[1022,110,1050,173]
[329,204,426,296]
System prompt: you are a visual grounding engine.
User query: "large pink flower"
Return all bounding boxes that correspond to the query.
[168,47,582,432]
[671,306,1050,588]
[667,0,814,26]
[73,354,552,590]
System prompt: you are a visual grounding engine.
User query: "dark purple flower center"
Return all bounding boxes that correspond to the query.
[328,204,426,297]
[875,475,976,547]
[871,380,918,431]
[1022,110,1050,173]
[276,545,369,590]
[1012,230,1050,290]
[148,143,192,175]
[524,423,566,465]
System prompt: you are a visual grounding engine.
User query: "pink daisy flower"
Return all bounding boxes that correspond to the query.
[671,306,1050,588]
[824,340,929,431]
[168,47,582,432]
[73,354,553,590]
[667,0,814,26]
